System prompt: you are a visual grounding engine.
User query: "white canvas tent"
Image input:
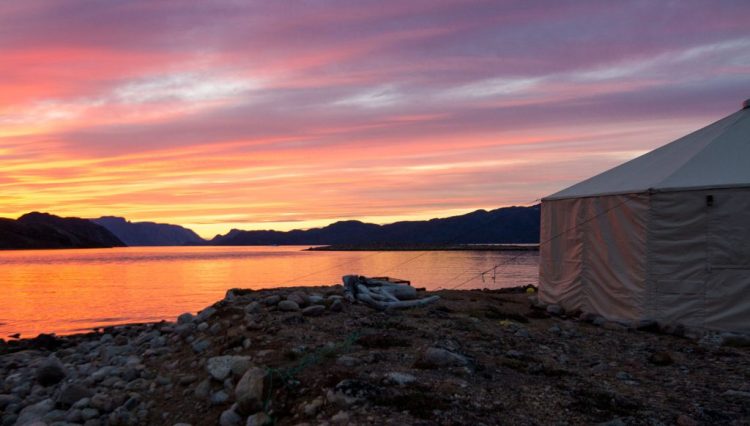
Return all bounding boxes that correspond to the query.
[539,100,750,333]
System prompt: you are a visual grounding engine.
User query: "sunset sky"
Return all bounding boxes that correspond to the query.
[1,1,749,238]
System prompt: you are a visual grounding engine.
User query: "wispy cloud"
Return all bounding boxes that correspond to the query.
[1,1,749,236]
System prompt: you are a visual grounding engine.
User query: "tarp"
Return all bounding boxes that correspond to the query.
[545,107,750,200]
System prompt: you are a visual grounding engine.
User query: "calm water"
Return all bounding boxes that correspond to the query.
[0,246,538,337]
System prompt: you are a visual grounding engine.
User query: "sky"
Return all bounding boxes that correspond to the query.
[1,1,749,238]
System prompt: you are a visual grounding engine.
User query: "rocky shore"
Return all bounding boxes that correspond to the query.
[1,284,749,425]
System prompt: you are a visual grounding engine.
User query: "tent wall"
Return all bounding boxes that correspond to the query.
[647,188,750,332]
[539,194,649,319]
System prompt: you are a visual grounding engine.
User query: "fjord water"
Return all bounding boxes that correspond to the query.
[0,246,538,338]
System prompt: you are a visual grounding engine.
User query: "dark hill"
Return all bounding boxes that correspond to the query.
[0,212,125,249]
[93,216,204,246]
[211,205,540,246]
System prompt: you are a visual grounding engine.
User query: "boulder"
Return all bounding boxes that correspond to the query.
[36,357,66,386]
[235,367,267,415]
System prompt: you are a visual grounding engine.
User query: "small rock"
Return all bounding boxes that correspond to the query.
[383,372,416,386]
[194,379,211,399]
[177,313,194,324]
[303,397,324,416]
[302,305,325,317]
[278,300,300,312]
[16,398,55,425]
[262,295,281,306]
[207,356,234,381]
[56,383,93,409]
[615,371,632,381]
[415,347,468,368]
[330,299,343,312]
[286,291,310,307]
[245,302,262,314]
[336,356,358,367]
[308,295,325,305]
[197,322,209,332]
[246,411,271,426]
[331,410,350,424]
[211,390,230,406]
[219,406,243,426]
[191,339,211,353]
[196,307,217,323]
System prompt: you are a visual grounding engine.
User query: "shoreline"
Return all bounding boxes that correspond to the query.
[306,244,539,251]
[1,284,749,425]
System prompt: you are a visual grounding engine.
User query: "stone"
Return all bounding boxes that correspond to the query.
[235,367,266,415]
[209,322,222,335]
[197,322,209,332]
[278,300,300,311]
[720,332,750,347]
[336,356,358,367]
[615,371,632,381]
[262,295,281,306]
[302,305,325,317]
[327,379,380,406]
[0,394,21,410]
[415,347,468,368]
[81,408,99,420]
[194,379,211,399]
[37,357,67,386]
[211,390,230,406]
[175,323,196,337]
[303,397,324,416]
[308,295,325,305]
[207,356,234,381]
[195,307,217,323]
[89,393,115,413]
[383,372,416,386]
[245,302,262,314]
[56,383,93,409]
[287,291,310,306]
[219,406,243,426]
[177,313,194,324]
[230,356,253,376]
[246,412,271,426]
[546,304,563,316]
[330,299,343,312]
[191,339,211,353]
[16,398,55,425]
[331,410,350,424]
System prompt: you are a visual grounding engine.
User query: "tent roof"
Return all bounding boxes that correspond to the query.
[544,102,750,201]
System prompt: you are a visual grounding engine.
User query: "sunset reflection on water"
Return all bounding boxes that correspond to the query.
[0,246,538,337]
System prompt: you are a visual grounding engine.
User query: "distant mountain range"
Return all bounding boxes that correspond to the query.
[0,205,540,250]
[210,205,540,246]
[92,216,203,246]
[0,212,125,249]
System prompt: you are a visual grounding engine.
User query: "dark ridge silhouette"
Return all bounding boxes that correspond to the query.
[0,212,125,249]
[93,216,204,246]
[210,205,540,246]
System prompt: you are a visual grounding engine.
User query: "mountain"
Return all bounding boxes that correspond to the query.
[0,212,125,249]
[210,205,540,246]
[92,216,204,246]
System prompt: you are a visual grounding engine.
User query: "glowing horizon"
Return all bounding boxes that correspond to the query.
[2,1,749,238]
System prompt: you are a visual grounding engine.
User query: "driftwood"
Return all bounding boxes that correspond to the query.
[342,275,440,311]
